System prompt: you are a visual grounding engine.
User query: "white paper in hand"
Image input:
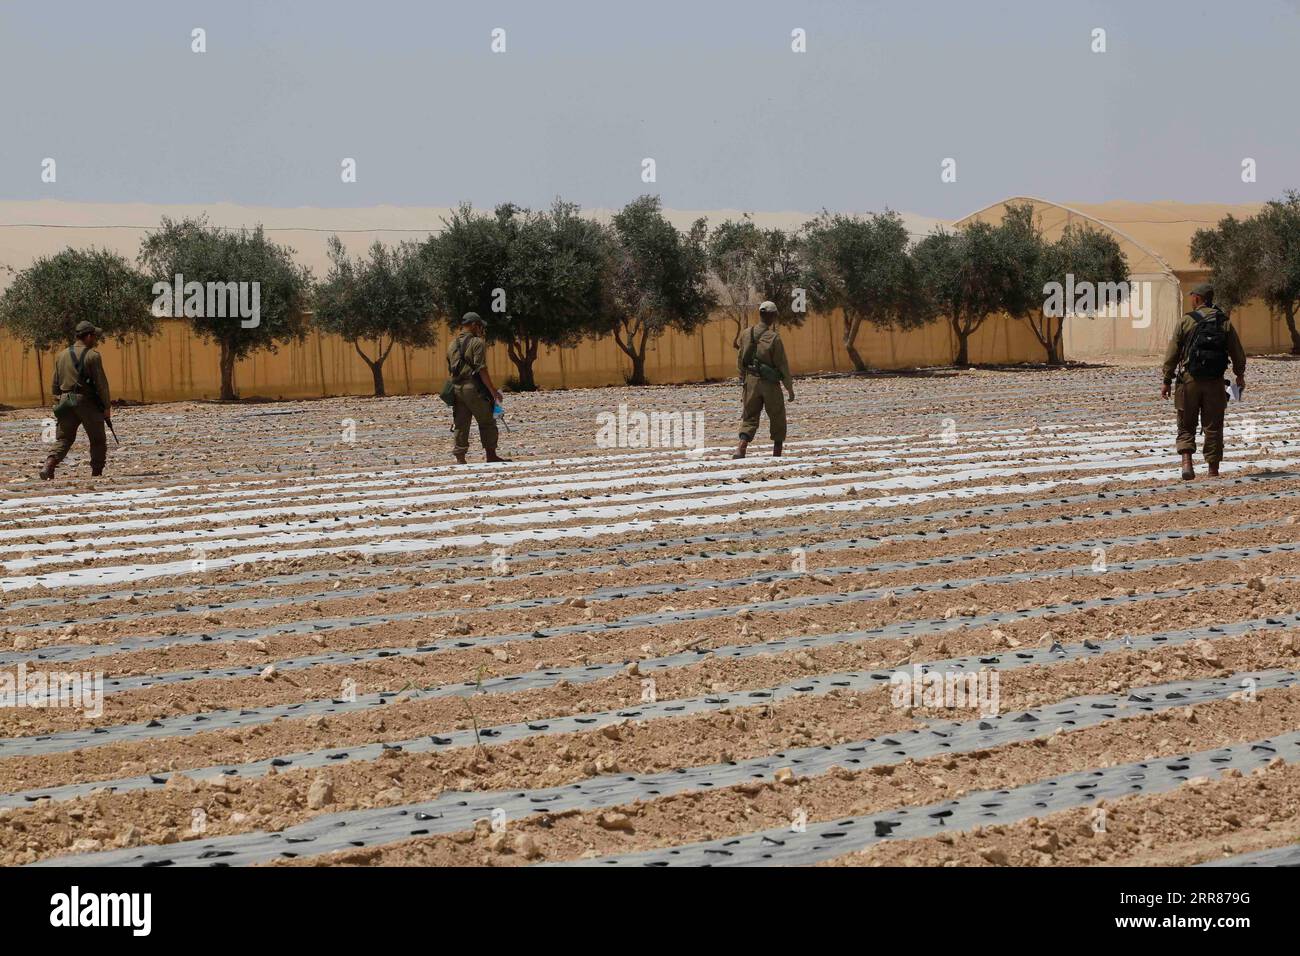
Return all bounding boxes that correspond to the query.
[1226,382,1242,402]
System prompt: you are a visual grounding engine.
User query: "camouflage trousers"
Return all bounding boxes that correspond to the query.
[738,373,786,444]
[451,381,498,454]
[1174,378,1229,464]
[51,398,107,470]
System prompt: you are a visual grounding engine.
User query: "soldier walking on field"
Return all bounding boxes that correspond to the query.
[734,300,794,459]
[40,320,112,480]
[1161,282,1246,480]
[447,312,508,464]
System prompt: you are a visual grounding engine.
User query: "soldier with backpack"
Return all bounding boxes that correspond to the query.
[733,300,795,459]
[1160,282,1246,480]
[39,321,113,480]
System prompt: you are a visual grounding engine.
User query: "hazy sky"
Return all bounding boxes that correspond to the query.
[1,0,1297,218]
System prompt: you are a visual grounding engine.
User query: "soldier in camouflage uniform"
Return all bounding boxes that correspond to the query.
[734,300,794,459]
[40,320,112,480]
[447,312,508,464]
[1161,282,1246,480]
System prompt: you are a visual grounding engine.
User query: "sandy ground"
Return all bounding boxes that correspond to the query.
[2,359,1300,866]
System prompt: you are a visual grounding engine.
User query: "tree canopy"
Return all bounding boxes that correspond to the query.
[313,236,437,396]
[801,211,930,371]
[0,247,156,353]
[138,215,311,399]
[708,218,806,347]
[1192,191,1300,353]
[914,223,1015,366]
[0,247,157,399]
[600,195,715,386]
[423,200,613,390]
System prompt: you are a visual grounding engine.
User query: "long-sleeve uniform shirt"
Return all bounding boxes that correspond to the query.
[737,321,793,391]
[48,342,111,470]
[52,343,111,407]
[447,332,488,382]
[736,320,793,444]
[446,331,497,454]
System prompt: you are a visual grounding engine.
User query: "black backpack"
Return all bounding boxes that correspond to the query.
[1183,308,1230,380]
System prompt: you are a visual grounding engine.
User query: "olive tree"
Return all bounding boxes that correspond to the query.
[424,200,612,390]
[599,195,715,386]
[313,236,437,396]
[801,211,930,371]
[1192,191,1300,354]
[138,216,312,400]
[0,247,156,397]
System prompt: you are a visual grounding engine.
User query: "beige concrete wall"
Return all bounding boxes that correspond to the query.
[0,310,1043,409]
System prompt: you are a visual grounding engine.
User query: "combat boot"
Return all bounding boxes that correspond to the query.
[1180,452,1195,481]
[1207,462,1221,478]
[39,456,58,481]
[772,442,783,457]
[454,450,467,465]
[485,451,511,463]
[91,465,104,477]
[732,439,749,460]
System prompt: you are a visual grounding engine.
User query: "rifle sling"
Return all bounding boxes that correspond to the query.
[68,346,105,411]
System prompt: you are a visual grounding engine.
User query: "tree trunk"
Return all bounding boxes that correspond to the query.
[508,354,537,390]
[1051,317,1067,366]
[219,341,237,401]
[628,352,648,386]
[354,341,387,397]
[1024,314,1060,366]
[1285,303,1300,355]
[842,311,867,371]
[1038,316,1063,365]
[631,327,652,385]
[1029,314,1060,366]
[951,316,970,367]
[612,319,650,385]
[34,347,45,402]
[505,336,538,391]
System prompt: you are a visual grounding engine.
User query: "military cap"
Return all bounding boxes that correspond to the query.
[74,321,101,337]
[461,311,483,326]
[758,300,778,315]
[1190,282,1214,298]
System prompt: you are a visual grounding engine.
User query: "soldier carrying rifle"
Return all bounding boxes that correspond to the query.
[445,312,508,465]
[733,300,794,459]
[40,320,113,480]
